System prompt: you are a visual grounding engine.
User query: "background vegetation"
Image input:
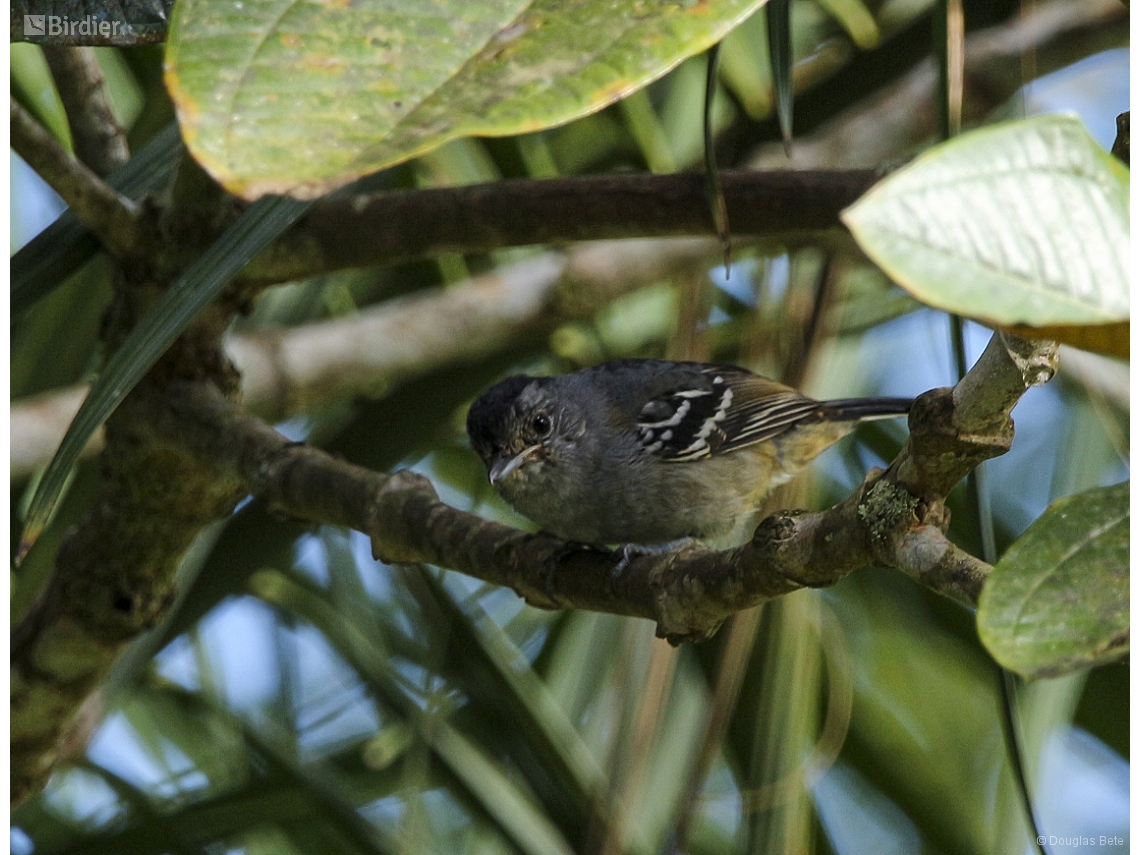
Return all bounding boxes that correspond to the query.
[10,0,1128,853]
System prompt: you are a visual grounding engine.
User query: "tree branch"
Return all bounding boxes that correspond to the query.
[10,96,141,256]
[243,170,878,284]
[11,0,1122,306]
[41,45,130,176]
[131,332,1055,645]
[235,0,1127,284]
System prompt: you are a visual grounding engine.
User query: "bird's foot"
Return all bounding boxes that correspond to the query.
[609,537,695,595]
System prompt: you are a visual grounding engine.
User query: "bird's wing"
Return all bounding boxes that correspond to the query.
[634,366,819,461]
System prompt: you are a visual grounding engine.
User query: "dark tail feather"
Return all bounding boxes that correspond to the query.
[816,397,914,422]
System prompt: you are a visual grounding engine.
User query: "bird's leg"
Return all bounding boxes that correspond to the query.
[610,538,695,594]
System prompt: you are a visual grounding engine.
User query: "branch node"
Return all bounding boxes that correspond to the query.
[901,387,1014,495]
[370,471,437,564]
[858,479,920,548]
[649,544,725,645]
[752,511,800,546]
[998,329,1060,388]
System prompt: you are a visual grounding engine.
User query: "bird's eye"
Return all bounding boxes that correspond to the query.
[531,412,552,438]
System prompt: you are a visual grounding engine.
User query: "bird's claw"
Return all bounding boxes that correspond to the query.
[608,538,694,596]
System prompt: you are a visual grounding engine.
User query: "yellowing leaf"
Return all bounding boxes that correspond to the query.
[166,0,769,199]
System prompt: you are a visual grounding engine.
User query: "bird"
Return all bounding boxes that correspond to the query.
[466,358,913,552]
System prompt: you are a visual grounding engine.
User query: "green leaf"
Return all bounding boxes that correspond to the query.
[429,724,578,855]
[765,0,793,148]
[703,44,730,263]
[250,568,577,855]
[977,481,1129,678]
[11,43,70,145]
[816,0,878,49]
[17,195,310,560]
[842,115,1129,327]
[165,0,768,199]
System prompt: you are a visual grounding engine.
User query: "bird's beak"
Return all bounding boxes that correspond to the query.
[488,444,541,485]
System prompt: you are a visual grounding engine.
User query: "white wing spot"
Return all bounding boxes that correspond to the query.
[677,387,733,455]
[713,388,733,421]
[640,398,690,428]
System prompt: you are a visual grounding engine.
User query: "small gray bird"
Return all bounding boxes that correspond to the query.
[466,359,912,551]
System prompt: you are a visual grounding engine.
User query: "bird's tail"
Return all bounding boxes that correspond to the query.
[815,397,914,422]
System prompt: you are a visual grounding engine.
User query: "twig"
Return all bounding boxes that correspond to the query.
[42,45,129,176]
[10,96,141,256]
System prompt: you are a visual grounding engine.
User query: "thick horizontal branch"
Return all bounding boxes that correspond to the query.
[244,170,877,283]
[130,381,867,635]
[10,97,141,257]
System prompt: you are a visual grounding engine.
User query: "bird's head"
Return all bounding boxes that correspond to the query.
[466,374,586,491]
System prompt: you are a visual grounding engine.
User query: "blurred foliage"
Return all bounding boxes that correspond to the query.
[10,1,1129,854]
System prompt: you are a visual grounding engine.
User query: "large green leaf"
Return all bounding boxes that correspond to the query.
[977,481,1129,678]
[842,115,1129,327]
[165,0,768,199]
